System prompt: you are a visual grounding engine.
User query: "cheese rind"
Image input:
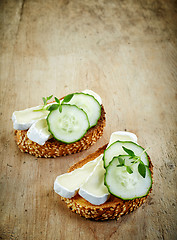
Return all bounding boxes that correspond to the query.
[27,119,52,145]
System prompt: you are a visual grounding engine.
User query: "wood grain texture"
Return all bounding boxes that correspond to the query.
[0,0,176,239]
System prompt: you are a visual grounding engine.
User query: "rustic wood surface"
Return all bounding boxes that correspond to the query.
[0,0,177,239]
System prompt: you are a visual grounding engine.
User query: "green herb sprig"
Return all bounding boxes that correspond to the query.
[116,146,148,178]
[33,95,53,112]
[34,93,74,113]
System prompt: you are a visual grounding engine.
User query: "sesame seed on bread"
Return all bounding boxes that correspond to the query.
[61,144,153,221]
[14,105,106,158]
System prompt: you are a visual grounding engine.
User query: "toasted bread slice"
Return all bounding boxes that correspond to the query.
[14,105,106,158]
[61,144,153,220]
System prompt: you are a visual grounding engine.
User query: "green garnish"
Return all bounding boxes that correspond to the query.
[63,93,74,103]
[34,93,74,113]
[59,104,62,113]
[116,156,133,174]
[126,166,133,174]
[116,146,148,178]
[47,97,62,112]
[33,95,53,112]
[47,104,59,111]
[138,162,146,178]
[122,146,135,157]
[54,97,60,104]
[117,156,125,166]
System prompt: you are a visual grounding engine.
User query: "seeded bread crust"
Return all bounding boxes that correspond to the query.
[61,144,153,221]
[14,105,106,158]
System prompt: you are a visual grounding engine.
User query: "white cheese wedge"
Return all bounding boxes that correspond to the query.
[54,156,101,198]
[27,119,52,145]
[82,89,102,105]
[12,105,49,130]
[79,154,110,205]
[108,131,138,147]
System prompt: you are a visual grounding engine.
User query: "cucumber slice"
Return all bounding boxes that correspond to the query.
[47,104,89,144]
[65,93,101,128]
[104,156,152,200]
[103,141,149,167]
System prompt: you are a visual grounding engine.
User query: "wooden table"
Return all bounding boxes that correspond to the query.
[0,0,176,239]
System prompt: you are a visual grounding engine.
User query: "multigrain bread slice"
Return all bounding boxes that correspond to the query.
[14,105,106,158]
[61,144,153,221]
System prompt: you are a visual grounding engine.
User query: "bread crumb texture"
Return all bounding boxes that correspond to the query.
[14,106,106,158]
[62,145,153,221]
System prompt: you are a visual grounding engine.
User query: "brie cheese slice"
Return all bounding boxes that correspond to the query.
[12,105,49,130]
[27,119,52,145]
[79,154,110,205]
[54,156,101,198]
[108,131,138,147]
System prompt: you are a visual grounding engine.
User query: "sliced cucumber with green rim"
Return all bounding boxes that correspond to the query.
[104,155,152,200]
[47,104,89,144]
[103,141,149,167]
[65,93,101,128]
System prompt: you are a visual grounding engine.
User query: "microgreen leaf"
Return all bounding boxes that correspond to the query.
[118,156,125,166]
[55,97,60,104]
[122,146,135,157]
[138,163,146,178]
[126,166,133,174]
[48,104,59,111]
[59,104,62,113]
[42,97,47,106]
[46,95,53,101]
[63,93,74,103]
